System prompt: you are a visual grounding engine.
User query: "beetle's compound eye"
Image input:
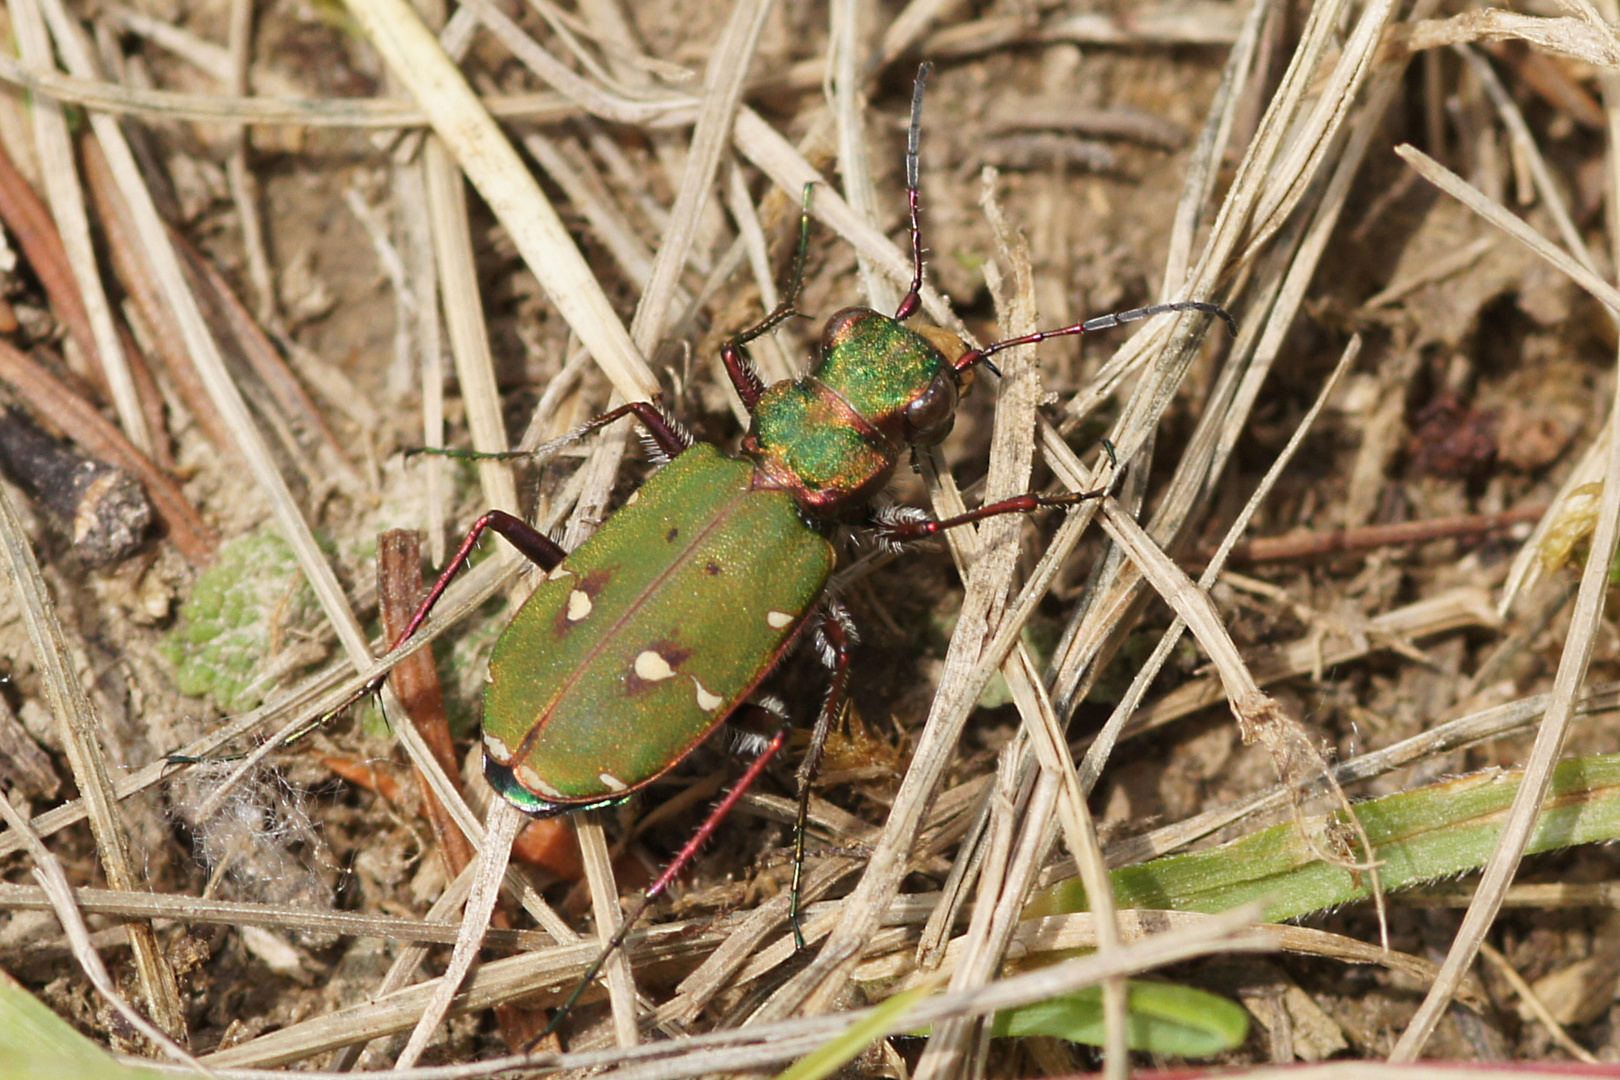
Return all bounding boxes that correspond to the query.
[820,308,871,354]
[904,372,958,445]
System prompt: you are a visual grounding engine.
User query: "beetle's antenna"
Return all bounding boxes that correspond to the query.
[894,62,932,323]
[953,299,1237,373]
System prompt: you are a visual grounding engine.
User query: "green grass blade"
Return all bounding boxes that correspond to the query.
[772,981,935,1080]
[1029,754,1620,922]
[0,968,157,1080]
[990,981,1248,1056]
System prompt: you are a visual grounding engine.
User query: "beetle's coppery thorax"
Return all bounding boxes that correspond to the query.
[742,307,962,516]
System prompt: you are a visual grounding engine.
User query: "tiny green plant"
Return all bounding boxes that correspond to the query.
[336,63,1232,1037]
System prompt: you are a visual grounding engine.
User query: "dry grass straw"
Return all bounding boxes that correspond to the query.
[0,475,187,1038]
[11,0,150,455]
[5,0,1620,1071]
[1384,32,1620,1071]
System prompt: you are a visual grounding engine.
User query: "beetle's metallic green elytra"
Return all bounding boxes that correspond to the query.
[481,443,835,814]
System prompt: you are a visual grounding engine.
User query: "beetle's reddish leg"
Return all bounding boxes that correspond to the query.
[721,184,817,411]
[385,511,565,653]
[603,401,692,459]
[290,512,569,744]
[537,724,792,1042]
[410,400,692,463]
[870,447,1123,546]
[789,602,856,950]
[875,488,1111,544]
[952,300,1237,377]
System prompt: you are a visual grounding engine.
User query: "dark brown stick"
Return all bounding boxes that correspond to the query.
[377,529,479,876]
[1213,506,1547,566]
[376,529,553,1051]
[81,135,240,458]
[0,406,152,566]
[0,340,215,563]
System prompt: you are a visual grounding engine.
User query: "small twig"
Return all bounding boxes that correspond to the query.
[1209,505,1547,565]
[1478,940,1600,1064]
[0,339,213,562]
[378,530,476,874]
[0,474,186,1036]
[11,0,152,454]
[0,406,152,566]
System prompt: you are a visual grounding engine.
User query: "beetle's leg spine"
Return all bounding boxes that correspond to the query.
[580,401,692,459]
[538,725,792,1042]
[790,601,856,949]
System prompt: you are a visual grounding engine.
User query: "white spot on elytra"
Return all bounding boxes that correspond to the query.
[483,730,514,759]
[625,489,641,506]
[516,764,564,799]
[693,679,723,712]
[566,589,592,621]
[766,610,794,629]
[634,650,677,681]
[547,564,573,581]
[598,772,627,792]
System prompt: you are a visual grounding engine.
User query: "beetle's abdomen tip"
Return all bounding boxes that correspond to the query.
[483,753,570,818]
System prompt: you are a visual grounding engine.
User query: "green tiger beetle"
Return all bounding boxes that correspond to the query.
[365,62,1232,1033]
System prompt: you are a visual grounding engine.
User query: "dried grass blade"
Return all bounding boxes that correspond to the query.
[32,0,370,663]
[1387,167,1620,1064]
[828,0,895,314]
[1396,144,1620,314]
[0,795,208,1074]
[628,0,772,351]
[1078,335,1359,795]
[11,0,151,454]
[343,0,656,401]
[422,137,521,515]
[0,478,186,1037]
[395,799,524,1068]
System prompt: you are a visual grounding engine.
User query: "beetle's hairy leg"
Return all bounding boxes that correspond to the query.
[388,511,565,650]
[536,725,792,1043]
[261,510,573,751]
[790,601,857,950]
[869,460,1127,546]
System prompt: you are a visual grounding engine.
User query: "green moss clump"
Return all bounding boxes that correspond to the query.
[162,530,326,712]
